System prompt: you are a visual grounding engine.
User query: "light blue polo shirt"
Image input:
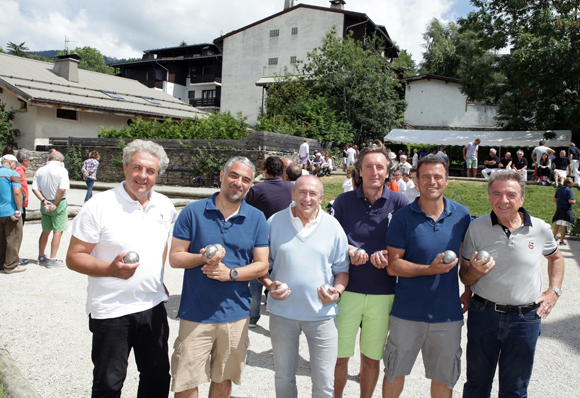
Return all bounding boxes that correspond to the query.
[0,166,21,217]
[386,197,471,323]
[173,193,269,323]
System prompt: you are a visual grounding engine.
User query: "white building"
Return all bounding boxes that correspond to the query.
[402,74,498,129]
[0,53,206,149]
[215,0,398,125]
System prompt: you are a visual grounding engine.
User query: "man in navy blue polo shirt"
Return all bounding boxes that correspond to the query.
[383,155,472,398]
[169,156,269,398]
[332,144,408,398]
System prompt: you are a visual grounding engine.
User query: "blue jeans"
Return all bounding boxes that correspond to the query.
[462,297,541,398]
[270,314,337,398]
[85,177,95,202]
[249,278,263,325]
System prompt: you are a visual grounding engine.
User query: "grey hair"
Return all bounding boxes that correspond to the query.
[223,156,256,180]
[123,139,169,175]
[17,148,31,162]
[517,149,524,156]
[490,148,497,155]
[400,155,407,160]
[293,175,324,194]
[487,170,525,197]
[48,151,64,162]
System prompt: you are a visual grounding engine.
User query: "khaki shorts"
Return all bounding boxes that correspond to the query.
[466,158,478,169]
[383,315,463,390]
[171,317,250,392]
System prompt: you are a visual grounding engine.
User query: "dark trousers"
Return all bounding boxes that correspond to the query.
[85,178,96,202]
[0,215,23,269]
[89,303,170,398]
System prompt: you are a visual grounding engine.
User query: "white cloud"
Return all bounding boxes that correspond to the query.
[0,0,469,64]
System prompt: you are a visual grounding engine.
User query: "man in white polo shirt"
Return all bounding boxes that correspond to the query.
[66,140,176,398]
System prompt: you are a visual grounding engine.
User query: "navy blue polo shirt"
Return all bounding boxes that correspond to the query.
[386,197,471,323]
[333,185,408,295]
[245,177,293,219]
[555,186,573,210]
[173,193,269,323]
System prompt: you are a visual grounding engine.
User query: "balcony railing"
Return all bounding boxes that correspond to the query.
[189,75,222,84]
[189,98,220,107]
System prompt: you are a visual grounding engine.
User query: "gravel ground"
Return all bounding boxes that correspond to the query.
[1,189,579,397]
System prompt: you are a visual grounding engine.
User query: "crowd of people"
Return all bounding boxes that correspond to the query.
[0,138,572,398]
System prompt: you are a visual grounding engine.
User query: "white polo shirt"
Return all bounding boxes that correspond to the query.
[31,161,69,200]
[68,182,177,319]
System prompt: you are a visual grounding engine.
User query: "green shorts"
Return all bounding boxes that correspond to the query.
[336,291,395,361]
[40,199,68,232]
[466,158,478,169]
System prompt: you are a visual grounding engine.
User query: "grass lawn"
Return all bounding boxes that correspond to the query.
[0,384,8,398]
[320,175,580,235]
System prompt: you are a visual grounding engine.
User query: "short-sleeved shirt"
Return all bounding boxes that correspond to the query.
[14,165,28,208]
[386,197,471,323]
[0,166,21,217]
[399,162,411,175]
[173,193,269,324]
[312,157,323,167]
[553,157,570,171]
[245,177,293,219]
[299,142,309,158]
[570,146,580,160]
[555,186,573,210]
[333,186,408,295]
[513,157,528,170]
[499,157,513,168]
[31,161,69,200]
[485,156,500,169]
[465,142,479,159]
[532,146,552,162]
[462,209,557,305]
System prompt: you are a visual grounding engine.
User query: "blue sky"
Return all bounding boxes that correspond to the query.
[0,0,479,65]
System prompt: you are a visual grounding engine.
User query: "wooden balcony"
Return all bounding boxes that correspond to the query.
[189,75,222,84]
[189,98,220,108]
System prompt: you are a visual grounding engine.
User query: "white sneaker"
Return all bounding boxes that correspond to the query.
[47,259,65,268]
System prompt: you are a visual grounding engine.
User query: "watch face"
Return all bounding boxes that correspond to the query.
[230,268,238,280]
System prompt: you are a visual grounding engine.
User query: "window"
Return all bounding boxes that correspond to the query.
[202,66,214,75]
[290,56,297,64]
[270,29,280,37]
[142,97,161,105]
[202,90,216,100]
[188,91,196,99]
[56,109,77,120]
[102,91,124,100]
[268,58,278,65]
[19,100,27,110]
[291,27,298,35]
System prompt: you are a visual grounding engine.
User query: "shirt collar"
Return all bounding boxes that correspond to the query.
[410,196,454,218]
[288,201,323,224]
[205,192,248,219]
[490,207,533,227]
[355,184,390,201]
[118,181,154,206]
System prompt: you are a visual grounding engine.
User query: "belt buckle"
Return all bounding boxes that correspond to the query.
[494,303,506,313]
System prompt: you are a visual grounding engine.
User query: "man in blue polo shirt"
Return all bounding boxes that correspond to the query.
[332,144,408,398]
[383,155,472,398]
[169,156,269,398]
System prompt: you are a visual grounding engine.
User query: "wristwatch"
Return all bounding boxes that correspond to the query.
[548,286,562,297]
[229,268,239,281]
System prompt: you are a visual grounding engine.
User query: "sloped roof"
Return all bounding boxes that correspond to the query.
[402,74,461,84]
[0,53,206,120]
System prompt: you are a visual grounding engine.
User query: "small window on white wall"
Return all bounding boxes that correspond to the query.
[290,56,297,64]
[268,58,278,65]
[270,29,280,37]
[291,27,298,35]
[56,109,78,120]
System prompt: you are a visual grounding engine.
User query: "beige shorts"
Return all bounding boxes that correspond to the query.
[171,317,250,392]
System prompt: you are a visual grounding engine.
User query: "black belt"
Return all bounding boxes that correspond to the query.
[473,294,539,314]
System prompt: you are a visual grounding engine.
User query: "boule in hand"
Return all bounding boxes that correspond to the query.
[123,251,140,264]
[442,250,457,264]
[355,248,366,255]
[205,244,218,259]
[276,283,289,293]
[320,283,333,295]
[476,250,490,263]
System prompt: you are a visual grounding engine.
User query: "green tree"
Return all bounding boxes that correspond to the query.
[0,102,21,149]
[57,46,115,74]
[419,19,462,77]
[460,0,580,135]
[391,48,417,78]
[7,41,29,57]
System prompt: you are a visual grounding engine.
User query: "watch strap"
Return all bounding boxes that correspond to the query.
[548,286,562,297]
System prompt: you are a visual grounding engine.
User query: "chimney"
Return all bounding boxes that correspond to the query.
[329,0,346,10]
[53,54,81,83]
[284,0,294,9]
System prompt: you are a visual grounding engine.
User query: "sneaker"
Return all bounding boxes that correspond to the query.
[249,323,257,328]
[3,266,26,274]
[38,255,48,264]
[19,258,29,265]
[47,259,65,268]
[559,241,567,246]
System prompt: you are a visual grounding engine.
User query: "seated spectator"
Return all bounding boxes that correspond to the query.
[320,154,333,176]
[482,148,500,179]
[499,152,513,170]
[342,168,354,192]
[512,150,529,181]
[553,150,571,188]
[311,153,324,175]
[537,152,552,182]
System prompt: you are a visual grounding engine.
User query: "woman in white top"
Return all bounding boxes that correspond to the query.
[412,149,419,167]
[342,168,353,192]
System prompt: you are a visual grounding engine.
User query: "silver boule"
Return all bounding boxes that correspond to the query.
[442,250,457,264]
[276,283,289,293]
[205,244,218,259]
[476,250,490,263]
[123,251,140,264]
[373,250,383,255]
[355,248,366,255]
[320,283,332,294]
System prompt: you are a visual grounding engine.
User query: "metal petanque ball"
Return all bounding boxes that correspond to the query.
[205,244,218,259]
[355,248,366,255]
[320,284,333,295]
[276,283,289,293]
[476,250,490,263]
[373,250,383,255]
[442,250,457,264]
[123,251,140,264]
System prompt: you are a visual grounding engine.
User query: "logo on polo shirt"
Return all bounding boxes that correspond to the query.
[528,241,534,250]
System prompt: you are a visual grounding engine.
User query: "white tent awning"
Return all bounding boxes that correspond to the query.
[384,129,572,148]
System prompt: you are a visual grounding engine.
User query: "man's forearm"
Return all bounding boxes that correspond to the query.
[236,261,269,282]
[53,189,66,206]
[13,188,23,211]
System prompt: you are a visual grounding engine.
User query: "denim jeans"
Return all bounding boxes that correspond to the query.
[89,303,170,398]
[85,177,95,202]
[462,297,541,398]
[270,314,337,398]
[249,278,263,324]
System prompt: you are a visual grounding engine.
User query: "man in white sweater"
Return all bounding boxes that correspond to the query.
[260,175,350,398]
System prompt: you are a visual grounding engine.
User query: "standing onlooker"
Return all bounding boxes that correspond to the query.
[412,149,418,167]
[299,139,310,171]
[383,155,472,398]
[436,147,445,159]
[393,171,406,194]
[463,138,481,178]
[512,150,529,180]
[245,156,293,328]
[552,177,576,245]
[419,148,429,159]
[553,150,571,188]
[569,143,580,185]
[31,151,70,267]
[398,155,411,175]
[15,149,30,264]
[499,152,513,170]
[342,168,353,192]
[346,144,356,169]
[262,175,349,398]
[66,139,176,397]
[460,170,564,398]
[169,156,269,398]
[531,140,554,182]
[342,145,348,172]
[82,150,100,202]
[403,167,420,203]
[0,155,24,274]
[482,148,500,179]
